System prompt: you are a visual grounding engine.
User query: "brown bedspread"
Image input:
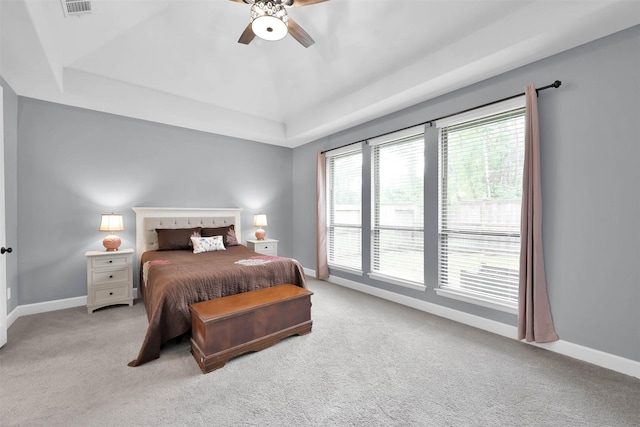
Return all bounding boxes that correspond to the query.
[128,245,307,366]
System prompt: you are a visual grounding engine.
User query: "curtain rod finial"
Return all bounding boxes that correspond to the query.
[552,80,561,88]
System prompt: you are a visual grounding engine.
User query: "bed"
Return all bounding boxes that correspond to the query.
[128,207,307,367]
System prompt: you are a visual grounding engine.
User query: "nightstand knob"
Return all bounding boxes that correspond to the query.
[109,292,113,296]
[108,260,113,263]
[109,275,113,279]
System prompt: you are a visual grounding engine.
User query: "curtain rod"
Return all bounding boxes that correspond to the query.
[321,80,562,155]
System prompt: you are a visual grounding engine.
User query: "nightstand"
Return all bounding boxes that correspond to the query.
[247,239,278,256]
[85,248,134,314]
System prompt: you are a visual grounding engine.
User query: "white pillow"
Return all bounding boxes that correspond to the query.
[191,235,225,254]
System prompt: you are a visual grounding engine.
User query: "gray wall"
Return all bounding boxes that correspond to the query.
[16,99,294,305]
[293,25,640,362]
[1,76,19,314]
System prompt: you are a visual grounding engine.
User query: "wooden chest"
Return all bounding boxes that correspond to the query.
[189,284,313,373]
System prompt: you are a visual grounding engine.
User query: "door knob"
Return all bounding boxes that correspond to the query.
[1,247,13,254]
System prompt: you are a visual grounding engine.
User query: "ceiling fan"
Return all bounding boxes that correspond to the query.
[230,0,328,48]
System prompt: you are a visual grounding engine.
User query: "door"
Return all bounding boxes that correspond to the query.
[0,86,7,348]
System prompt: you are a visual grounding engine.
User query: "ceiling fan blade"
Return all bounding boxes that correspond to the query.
[287,0,328,6]
[288,18,314,48]
[238,23,256,45]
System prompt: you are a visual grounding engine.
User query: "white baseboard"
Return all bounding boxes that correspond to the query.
[304,267,640,379]
[6,288,139,329]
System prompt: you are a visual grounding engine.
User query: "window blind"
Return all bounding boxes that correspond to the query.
[438,108,525,307]
[327,148,362,272]
[371,131,424,285]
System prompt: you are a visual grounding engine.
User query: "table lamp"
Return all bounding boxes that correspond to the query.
[253,213,268,240]
[99,213,124,251]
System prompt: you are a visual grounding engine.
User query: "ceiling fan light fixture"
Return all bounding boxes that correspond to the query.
[251,1,288,41]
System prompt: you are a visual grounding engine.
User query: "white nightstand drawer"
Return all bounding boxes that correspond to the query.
[247,239,278,256]
[91,255,129,268]
[92,268,129,284]
[92,283,130,304]
[255,242,276,252]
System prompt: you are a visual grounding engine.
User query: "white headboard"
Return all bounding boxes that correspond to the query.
[132,207,243,266]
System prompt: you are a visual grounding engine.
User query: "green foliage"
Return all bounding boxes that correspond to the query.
[445,113,524,202]
[377,139,424,207]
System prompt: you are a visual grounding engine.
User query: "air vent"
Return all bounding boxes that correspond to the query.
[60,0,92,17]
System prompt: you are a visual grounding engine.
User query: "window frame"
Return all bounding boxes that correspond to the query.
[368,125,426,291]
[326,144,363,275]
[434,97,525,314]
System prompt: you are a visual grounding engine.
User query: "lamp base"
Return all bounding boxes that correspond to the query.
[255,228,266,240]
[103,234,122,251]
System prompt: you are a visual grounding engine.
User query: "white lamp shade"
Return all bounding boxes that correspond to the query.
[99,213,124,232]
[253,214,268,227]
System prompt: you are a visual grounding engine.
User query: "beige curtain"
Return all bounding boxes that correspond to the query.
[316,151,329,279]
[518,84,558,343]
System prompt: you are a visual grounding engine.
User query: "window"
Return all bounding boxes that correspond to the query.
[326,146,362,273]
[370,126,424,289]
[436,98,525,312]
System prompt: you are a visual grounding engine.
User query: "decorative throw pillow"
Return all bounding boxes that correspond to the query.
[201,224,239,246]
[201,225,227,238]
[191,235,226,254]
[156,227,202,250]
[226,225,239,246]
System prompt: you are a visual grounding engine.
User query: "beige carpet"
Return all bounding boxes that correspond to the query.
[1,278,639,426]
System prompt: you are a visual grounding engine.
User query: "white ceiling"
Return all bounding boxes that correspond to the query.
[2,0,639,148]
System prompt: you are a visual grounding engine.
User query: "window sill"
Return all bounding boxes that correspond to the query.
[435,287,517,315]
[368,273,426,292]
[328,265,363,276]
